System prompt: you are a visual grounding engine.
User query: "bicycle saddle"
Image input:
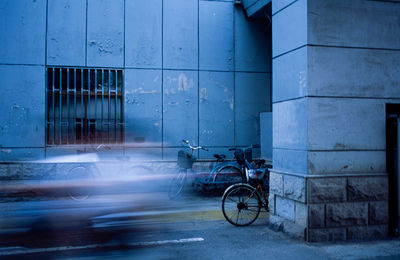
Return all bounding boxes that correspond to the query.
[213,154,226,161]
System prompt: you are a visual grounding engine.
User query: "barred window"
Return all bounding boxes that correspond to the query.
[46,67,124,145]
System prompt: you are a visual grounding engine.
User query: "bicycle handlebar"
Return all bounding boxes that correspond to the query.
[182,139,209,151]
[228,144,260,151]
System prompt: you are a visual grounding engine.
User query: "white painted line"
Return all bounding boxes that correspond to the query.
[0,237,205,256]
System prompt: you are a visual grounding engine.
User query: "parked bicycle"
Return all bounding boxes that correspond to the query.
[221,148,270,226]
[167,140,208,198]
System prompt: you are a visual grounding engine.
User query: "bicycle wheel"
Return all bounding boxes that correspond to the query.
[222,184,261,226]
[168,168,187,199]
[213,166,243,191]
[67,164,97,201]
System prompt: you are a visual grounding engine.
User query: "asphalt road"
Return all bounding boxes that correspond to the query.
[2,217,400,260]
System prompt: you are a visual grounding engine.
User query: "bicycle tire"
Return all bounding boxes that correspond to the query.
[213,166,243,191]
[222,184,261,226]
[168,168,187,199]
[67,164,98,201]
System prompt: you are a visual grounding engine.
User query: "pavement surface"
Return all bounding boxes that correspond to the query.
[0,188,400,259]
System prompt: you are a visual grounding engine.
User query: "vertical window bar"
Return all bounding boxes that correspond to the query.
[66,68,69,144]
[101,69,104,144]
[59,68,62,145]
[52,68,55,144]
[94,69,97,143]
[81,69,84,144]
[74,68,77,144]
[88,69,91,143]
[114,70,117,143]
[108,70,111,143]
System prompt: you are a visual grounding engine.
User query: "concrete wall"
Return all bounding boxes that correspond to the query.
[271,0,400,241]
[0,0,272,162]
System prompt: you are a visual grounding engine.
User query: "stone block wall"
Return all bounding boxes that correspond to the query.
[269,170,389,241]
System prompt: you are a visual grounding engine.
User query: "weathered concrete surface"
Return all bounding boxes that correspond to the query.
[308,0,400,49]
[308,151,386,175]
[235,72,270,146]
[308,97,386,151]
[308,47,400,99]
[199,1,234,71]
[273,149,307,174]
[124,69,162,145]
[199,71,234,146]
[0,66,45,147]
[163,70,198,147]
[125,0,162,69]
[47,0,86,66]
[272,0,307,57]
[0,0,46,65]
[163,0,198,70]
[260,112,272,160]
[273,47,307,102]
[87,0,124,67]
[273,98,307,150]
[369,202,389,225]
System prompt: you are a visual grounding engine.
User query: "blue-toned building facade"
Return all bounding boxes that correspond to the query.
[0,0,271,161]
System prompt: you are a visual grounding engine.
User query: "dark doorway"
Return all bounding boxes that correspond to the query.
[386,104,400,236]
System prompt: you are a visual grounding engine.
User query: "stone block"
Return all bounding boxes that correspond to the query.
[0,0,46,65]
[308,151,386,175]
[273,46,307,103]
[269,171,283,195]
[0,66,45,148]
[273,98,307,150]
[347,225,388,241]
[87,0,124,67]
[199,71,234,146]
[347,177,388,202]
[309,204,325,228]
[0,164,23,180]
[307,228,346,242]
[272,0,307,57]
[163,0,198,69]
[273,149,308,174]
[163,70,198,146]
[125,0,162,68]
[326,203,368,228]
[268,193,275,214]
[369,202,389,225]
[23,163,58,180]
[235,6,270,72]
[308,98,385,151]
[235,72,270,146]
[275,196,295,221]
[284,175,306,202]
[308,47,400,99]
[308,0,400,50]
[308,178,346,203]
[199,1,234,71]
[47,0,86,66]
[124,69,162,144]
[295,201,307,227]
[260,112,272,160]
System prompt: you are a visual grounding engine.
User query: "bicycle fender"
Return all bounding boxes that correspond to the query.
[221,183,255,200]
